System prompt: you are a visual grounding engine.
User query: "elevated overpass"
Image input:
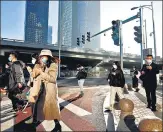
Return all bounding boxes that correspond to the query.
[1,38,161,69]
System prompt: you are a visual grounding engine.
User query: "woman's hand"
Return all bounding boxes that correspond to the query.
[27,66,32,73]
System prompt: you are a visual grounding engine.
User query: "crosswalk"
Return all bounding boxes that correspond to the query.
[0,87,98,132]
[1,85,162,132]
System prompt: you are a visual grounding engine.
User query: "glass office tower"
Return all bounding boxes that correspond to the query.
[25,0,49,44]
[58,1,100,50]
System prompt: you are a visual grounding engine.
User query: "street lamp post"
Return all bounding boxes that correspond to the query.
[144,19,148,49]
[151,1,157,62]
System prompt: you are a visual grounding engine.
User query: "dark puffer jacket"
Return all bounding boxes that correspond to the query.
[8,60,26,93]
[76,70,87,80]
[107,68,125,88]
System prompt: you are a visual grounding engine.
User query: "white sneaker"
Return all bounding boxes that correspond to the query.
[105,106,113,111]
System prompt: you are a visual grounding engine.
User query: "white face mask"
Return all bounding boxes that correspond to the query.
[32,58,36,64]
[146,59,152,64]
[113,65,117,69]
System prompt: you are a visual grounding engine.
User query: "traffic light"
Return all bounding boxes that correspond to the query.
[82,35,85,44]
[77,38,80,46]
[86,32,90,42]
[111,20,120,46]
[133,26,142,43]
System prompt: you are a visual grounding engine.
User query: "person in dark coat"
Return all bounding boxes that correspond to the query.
[105,61,125,111]
[0,62,12,89]
[7,51,28,111]
[140,55,159,111]
[76,64,87,96]
[131,66,140,92]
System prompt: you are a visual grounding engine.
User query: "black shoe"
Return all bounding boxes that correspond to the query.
[146,105,151,109]
[135,88,140,92]
[51,123,62,132]
[151,107,157,112]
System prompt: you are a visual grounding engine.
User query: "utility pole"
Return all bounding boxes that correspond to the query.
[119,20,123,70]
[151,1,157,62]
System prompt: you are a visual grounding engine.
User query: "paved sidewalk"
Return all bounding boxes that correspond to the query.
[104,86,162,132]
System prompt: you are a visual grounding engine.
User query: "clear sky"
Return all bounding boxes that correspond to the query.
[1,1,162,57]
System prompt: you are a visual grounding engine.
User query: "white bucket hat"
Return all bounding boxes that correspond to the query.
[39,49,53,57]
[39,49,60,63]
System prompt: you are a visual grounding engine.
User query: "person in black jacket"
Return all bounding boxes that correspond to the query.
[0,62,11,89]
[76,64,87,96]
[131,66,140,92]
[105,61,125,111]
[7,51,28,111]
[140,55,159,111]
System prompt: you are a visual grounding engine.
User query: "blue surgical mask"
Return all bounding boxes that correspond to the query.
[8,57,12,62]
[41,57,48,64]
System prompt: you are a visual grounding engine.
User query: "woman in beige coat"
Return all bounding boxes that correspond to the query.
[27,50,61,131]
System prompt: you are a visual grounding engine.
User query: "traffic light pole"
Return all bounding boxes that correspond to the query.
[139,7,144,68]
[119,20,123,70]
[91,14,138,38]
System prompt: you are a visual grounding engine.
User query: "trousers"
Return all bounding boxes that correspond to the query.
[8,92,25,109]
[110,86,124,107]
[78,79,85,92]
[145,87,156,107]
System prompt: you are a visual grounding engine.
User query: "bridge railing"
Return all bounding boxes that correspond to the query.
[1,37,143,59]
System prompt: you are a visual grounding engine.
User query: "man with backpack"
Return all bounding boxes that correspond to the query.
[76,64,87,97]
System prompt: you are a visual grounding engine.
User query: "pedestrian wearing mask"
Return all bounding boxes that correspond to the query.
[140,55,159,111]
[7,51,28,112]
[76,64,87,97]
[25,53,40,123]
[105,61,125,111]
[27,49,61,131]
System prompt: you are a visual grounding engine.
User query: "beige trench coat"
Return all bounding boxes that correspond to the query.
[29,63,61,121]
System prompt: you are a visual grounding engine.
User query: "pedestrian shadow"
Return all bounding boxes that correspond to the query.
[116,115,139,132]
[134,92,162,119]
[4,116,41,132]
[60,94,82,111]
[106,112,116,132]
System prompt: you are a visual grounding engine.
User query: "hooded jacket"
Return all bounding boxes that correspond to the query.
[8,60,26,92]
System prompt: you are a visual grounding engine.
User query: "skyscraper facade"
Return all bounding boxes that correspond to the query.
[48,26,52,44]
[25,0,49,44]
[58,1,100,50]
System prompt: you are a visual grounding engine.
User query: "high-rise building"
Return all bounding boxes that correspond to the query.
[25,0,49,44]
[58,1,100,50]
[48,26,52,44]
